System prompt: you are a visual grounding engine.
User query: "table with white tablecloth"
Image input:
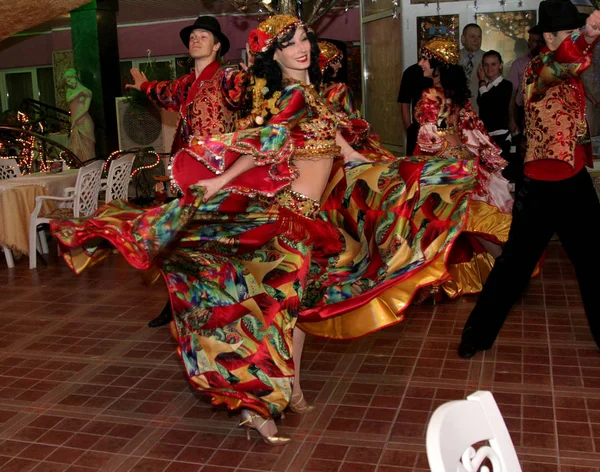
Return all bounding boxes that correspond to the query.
[0,170,78,255]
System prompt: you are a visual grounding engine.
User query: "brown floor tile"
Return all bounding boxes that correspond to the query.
[1,242,599,471]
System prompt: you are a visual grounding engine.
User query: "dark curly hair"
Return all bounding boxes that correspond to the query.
[250,25,322,99]
[428,57,471,108]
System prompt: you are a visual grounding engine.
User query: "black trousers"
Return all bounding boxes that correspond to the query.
[462,169,600,349]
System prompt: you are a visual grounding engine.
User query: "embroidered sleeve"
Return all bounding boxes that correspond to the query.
[321,83,371,145]
[221,68,249,110]
[526,32,596,103]
[459,102,506,172]
[414,88,445,154]
[141,76,188,112]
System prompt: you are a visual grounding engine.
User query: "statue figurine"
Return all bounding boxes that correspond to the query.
[63,69,95,160]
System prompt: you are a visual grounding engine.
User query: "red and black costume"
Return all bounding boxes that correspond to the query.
[461,29,600,352]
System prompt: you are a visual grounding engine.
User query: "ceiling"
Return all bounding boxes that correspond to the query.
[7,0,359,37]
[1,0,89,40]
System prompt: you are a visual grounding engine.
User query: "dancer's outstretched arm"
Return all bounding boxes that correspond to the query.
[195,155,254,202]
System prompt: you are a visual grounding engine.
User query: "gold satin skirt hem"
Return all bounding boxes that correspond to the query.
[297,253,451,340]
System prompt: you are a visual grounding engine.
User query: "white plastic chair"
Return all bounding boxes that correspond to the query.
[426,391,522,472]
[29,160,104,269]
[2,247,14,269]
[101,154,135,202]
[0,159,21,180]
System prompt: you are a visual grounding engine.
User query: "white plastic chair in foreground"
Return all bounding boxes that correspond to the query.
[29,160,104,269]
[101,154,135,202]
[1,159,22,268]
[426,390,522,472]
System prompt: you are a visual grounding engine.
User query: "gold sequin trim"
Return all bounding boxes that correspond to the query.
[294,142,340,161]
[436,126,458,137]
[275,189,320,220]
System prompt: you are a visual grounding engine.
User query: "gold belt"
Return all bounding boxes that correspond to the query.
[293,143,340,161]
[436,126,457,137]
[442,145,472,159]
[275,189,320,220]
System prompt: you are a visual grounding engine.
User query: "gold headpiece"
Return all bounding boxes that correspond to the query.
[248,14,304,54]
[318,41,343,73]
[420,36,459,66]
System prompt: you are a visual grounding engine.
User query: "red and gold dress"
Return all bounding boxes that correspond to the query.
[51,81,343,418]
[413,86,513,298]
[296,88,512,339]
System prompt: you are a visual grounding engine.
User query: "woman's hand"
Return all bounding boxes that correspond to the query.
[477,64,485,81]
[126,68,149,91]
[344,151,371,164]
[195,176,226,202]
[240,43,256,71]
[508,117,520,136]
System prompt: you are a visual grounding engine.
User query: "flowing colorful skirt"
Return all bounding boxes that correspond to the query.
[298,153,512,339]
[51,187,320,418]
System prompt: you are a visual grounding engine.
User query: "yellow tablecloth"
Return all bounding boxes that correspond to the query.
[0,185,55,255]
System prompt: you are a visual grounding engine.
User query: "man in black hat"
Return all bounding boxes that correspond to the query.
[458,2,600,359]
[127,16,248,328]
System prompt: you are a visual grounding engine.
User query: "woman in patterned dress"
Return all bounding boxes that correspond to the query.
[51,15,369,444]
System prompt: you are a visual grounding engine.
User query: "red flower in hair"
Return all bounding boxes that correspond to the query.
[249,29,271,53]
[318,53,328,71]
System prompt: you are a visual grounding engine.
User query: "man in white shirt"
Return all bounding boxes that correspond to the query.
[459,23,485,113]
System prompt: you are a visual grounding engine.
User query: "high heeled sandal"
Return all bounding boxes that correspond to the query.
[289,393,316,415]
[238,410,292,445]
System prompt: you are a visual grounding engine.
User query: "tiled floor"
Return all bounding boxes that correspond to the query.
[1,242,599,471]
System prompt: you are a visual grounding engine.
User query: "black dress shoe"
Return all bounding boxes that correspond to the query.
[457,342,478,359]
[148,302,172,328]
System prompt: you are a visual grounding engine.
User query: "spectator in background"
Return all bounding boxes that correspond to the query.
[505,27,545,183]
[508,27,545,136]
[397,60,433,155]
[459,23,485,113]
[477,51,513,163]
[504,38,528,78]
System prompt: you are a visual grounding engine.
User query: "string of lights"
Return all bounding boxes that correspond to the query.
[104,149,162,178]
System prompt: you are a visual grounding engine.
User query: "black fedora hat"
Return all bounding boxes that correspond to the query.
[535,0,587,33]
[179,16,230,56]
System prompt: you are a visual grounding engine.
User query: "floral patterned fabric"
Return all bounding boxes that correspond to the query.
[524,32,595,170]
[297,155,479,339]
[50,82,341,418]
[410,86,513,300]
[414,87,512,213]
[51,189,311,418]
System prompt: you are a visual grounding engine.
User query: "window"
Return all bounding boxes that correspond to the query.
[0,67,57,113]
[119,57,180,96]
